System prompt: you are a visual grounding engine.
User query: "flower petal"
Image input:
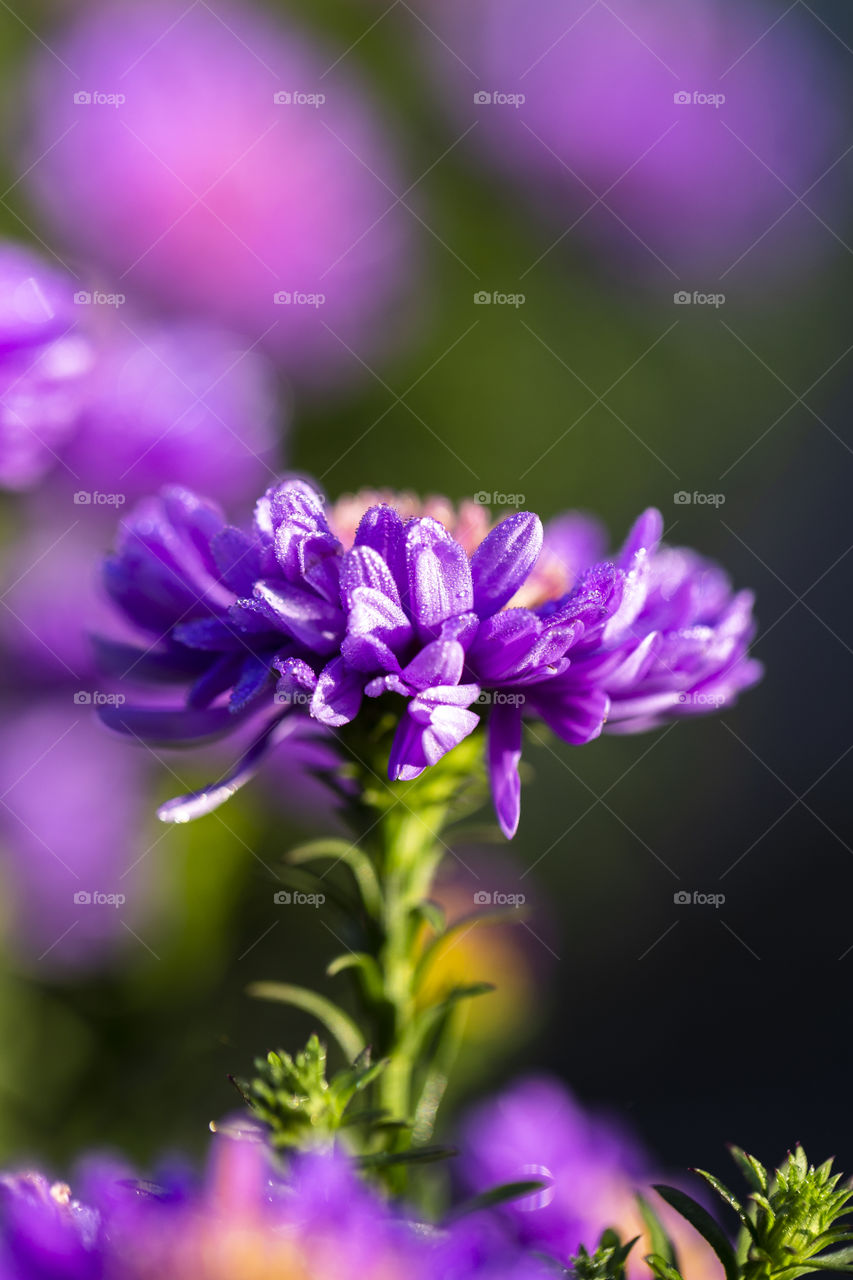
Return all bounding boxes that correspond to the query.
[311,657,363,727]
[406,517,473,635]
[471,512,543,618]
[488,699,523,838]
[157,716,294,823]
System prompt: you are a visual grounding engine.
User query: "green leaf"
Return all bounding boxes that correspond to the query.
[728,1145,768,1193]
[415,907,530,988]
[645,1252,686,1280]
[637,1192,680,1271]
[287,839,383,918]
[445,1179,548,1221]
[326,952,384,1002]
[653,1185,739,1280]
[247,982,365,1061]
[357,1144,458,1169]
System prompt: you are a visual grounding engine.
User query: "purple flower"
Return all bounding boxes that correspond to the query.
[0,239,282,505]
[0,245,93,490]
[422,0,841,277]
[0,1136,550,1278]
[97,480,761,835]
[460,1076,719,1278]
[21,0,414,388]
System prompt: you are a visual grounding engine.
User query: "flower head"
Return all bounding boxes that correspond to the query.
[98,478,761,834]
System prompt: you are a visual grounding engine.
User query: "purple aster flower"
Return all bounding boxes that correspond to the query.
[0,1136,550,1278]
[97,480,760,835]
[460,1075,719,1279]
[21,0,414,389]
[0,244,93,490]
[421,0,841,278]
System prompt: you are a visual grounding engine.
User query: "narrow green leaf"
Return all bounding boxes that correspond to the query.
[445,1180,547,1222]
[357,1144,457,1169]
[645,1252,686,1280]
[637,1192,680,1271]
[728,1145,768,1193]
[247,982,365,1061]
[288,839,382,917]
[653,1185,739,1280]
[326,952,384,1002]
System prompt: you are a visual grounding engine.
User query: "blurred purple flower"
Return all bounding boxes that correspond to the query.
[424,0,841,277]
[0,702,154,971]
[460,1076,718,1278]
[96,479,760,836]
[22,0,415,388]
[0,240,282,503]
[0,244,93,489]
[0,1136,551,1278]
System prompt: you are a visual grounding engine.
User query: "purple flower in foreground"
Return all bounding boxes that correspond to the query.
[460,1076,719,1279]
[0,1136,549,1279]
[98,478,761,834]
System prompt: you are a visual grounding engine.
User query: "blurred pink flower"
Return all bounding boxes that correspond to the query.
[22,0,415,388]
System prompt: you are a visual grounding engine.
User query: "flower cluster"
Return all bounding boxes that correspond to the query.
[0,1136,548,1280]
[99,478,761,835]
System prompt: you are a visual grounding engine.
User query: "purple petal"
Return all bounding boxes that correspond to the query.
[617,507,663,569]
[530,686,610,745]
[400,639,465,692]
[158,716,294,823]
[343,585,411,671]
[354,505,406,595]
[471,512,543,617]
[173,616,249,652]
[311,657,363,727]
[253,580,343,653]
[98,702,248,744]
[90,635,207,682]
[389,698,480,781]
[341,544,401,609]
[541,512,608,583]
[406,518,473,635]
[210,525,261,596]
[188,654,244,708]
[488,700,523,838]
[229,655,273,713]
